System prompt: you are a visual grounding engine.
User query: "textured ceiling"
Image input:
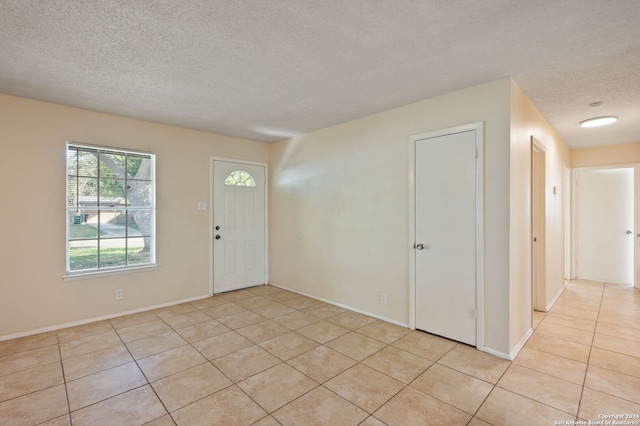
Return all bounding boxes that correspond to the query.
[1,1,639,147]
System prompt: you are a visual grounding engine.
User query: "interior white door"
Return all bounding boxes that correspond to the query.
[575,167,634,284]
[415,129,477,346]
[213,160,266,293]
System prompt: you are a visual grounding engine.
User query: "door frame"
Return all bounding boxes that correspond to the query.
[572,164,637,286]
[210,157,269,296]
[408,122,484,351]
[564,166,572,281]
[531,137,546,311]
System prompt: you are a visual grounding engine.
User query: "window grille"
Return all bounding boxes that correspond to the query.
[66,143,155,274]
[224,170,256,187]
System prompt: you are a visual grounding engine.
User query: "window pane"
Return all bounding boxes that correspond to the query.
[127,155,151,178]
[129,210,152,238]
[99,178,126,206]
[67,148,78,175]
[77,149,98,177]
[225,170,256,187]
[100,152,126,178]
[99,238,127,268]
[127,180,152,207]
[127,238,149,265]
[69,240,98,271]
[69,209,98,240]
[99,210,128,238]
[77,177,98,206]
[67,177,78,207]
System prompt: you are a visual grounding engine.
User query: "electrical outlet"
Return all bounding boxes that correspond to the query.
[115,289,124,300]
[197,201,207,211]
[379,292,387,304]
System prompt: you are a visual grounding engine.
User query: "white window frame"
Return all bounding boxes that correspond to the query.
[65,142,156,277]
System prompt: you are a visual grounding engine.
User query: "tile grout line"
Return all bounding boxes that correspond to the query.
[108,315,171,424]
[62,320,159,421]
[574,280,607,421]
[56,332,73,424]
[160,297,264,423]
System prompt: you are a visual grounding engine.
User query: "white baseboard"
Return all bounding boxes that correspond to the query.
[480,346,511,360]
[545,283,566,312]
[507,327,534,360]
[0,294,211,342]
[268,282,409,328]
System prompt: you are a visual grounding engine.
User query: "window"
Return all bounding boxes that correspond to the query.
[66,143,155,274]
[224,170,256,187]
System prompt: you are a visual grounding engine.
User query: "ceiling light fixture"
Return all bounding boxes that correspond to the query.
[580,116,618,128]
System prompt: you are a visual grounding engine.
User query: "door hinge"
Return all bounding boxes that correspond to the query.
[475,148,478,158]
[474,309,478,320]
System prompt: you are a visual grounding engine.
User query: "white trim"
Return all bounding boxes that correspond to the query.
[63,264,158,281]
[483,346,513,361]
[210,157,269,296]
[564,166,572,280]
[408,122,485,350]
[571,168,578,280]
[530,137,547,313]
[475,123,485,352]
[269,282,409,328]
[65,141,155,156]
[545,281,566,312]
[408,135,416,330]
[636,164,640,289]
[0,294,210,342]
[508,327,534,360]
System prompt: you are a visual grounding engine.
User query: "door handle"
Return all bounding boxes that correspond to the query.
[627,230,632,235]
[415,243,424,250]
[215,235,221,240]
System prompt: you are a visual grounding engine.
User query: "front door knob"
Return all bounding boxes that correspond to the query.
[215,235,221,240]
[415,243,424,250]
[627,230,632,234]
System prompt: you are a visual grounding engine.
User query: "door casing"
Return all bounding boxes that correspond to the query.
[408,122,484,351]
[210,157,269,295]
[572,165,636,285]
[531,137,546,311]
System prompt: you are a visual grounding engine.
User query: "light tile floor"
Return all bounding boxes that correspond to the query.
[1,280,639,425]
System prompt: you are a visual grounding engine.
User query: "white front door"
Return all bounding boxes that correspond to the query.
[212,160,266,293]
[575,167,634,284]
[414,128,479,346]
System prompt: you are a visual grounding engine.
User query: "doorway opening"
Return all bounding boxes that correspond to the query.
[573,166,635,285]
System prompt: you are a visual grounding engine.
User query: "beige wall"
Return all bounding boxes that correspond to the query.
[509,81,570,355]
[571,142,640,168]
[1,79,570,359]
[0,94,268,338]
[269,78,514,356]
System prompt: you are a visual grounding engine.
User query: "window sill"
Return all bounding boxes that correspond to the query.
[63,264,158,282]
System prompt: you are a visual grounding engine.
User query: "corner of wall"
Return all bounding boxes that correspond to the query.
[507,80,570,355]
